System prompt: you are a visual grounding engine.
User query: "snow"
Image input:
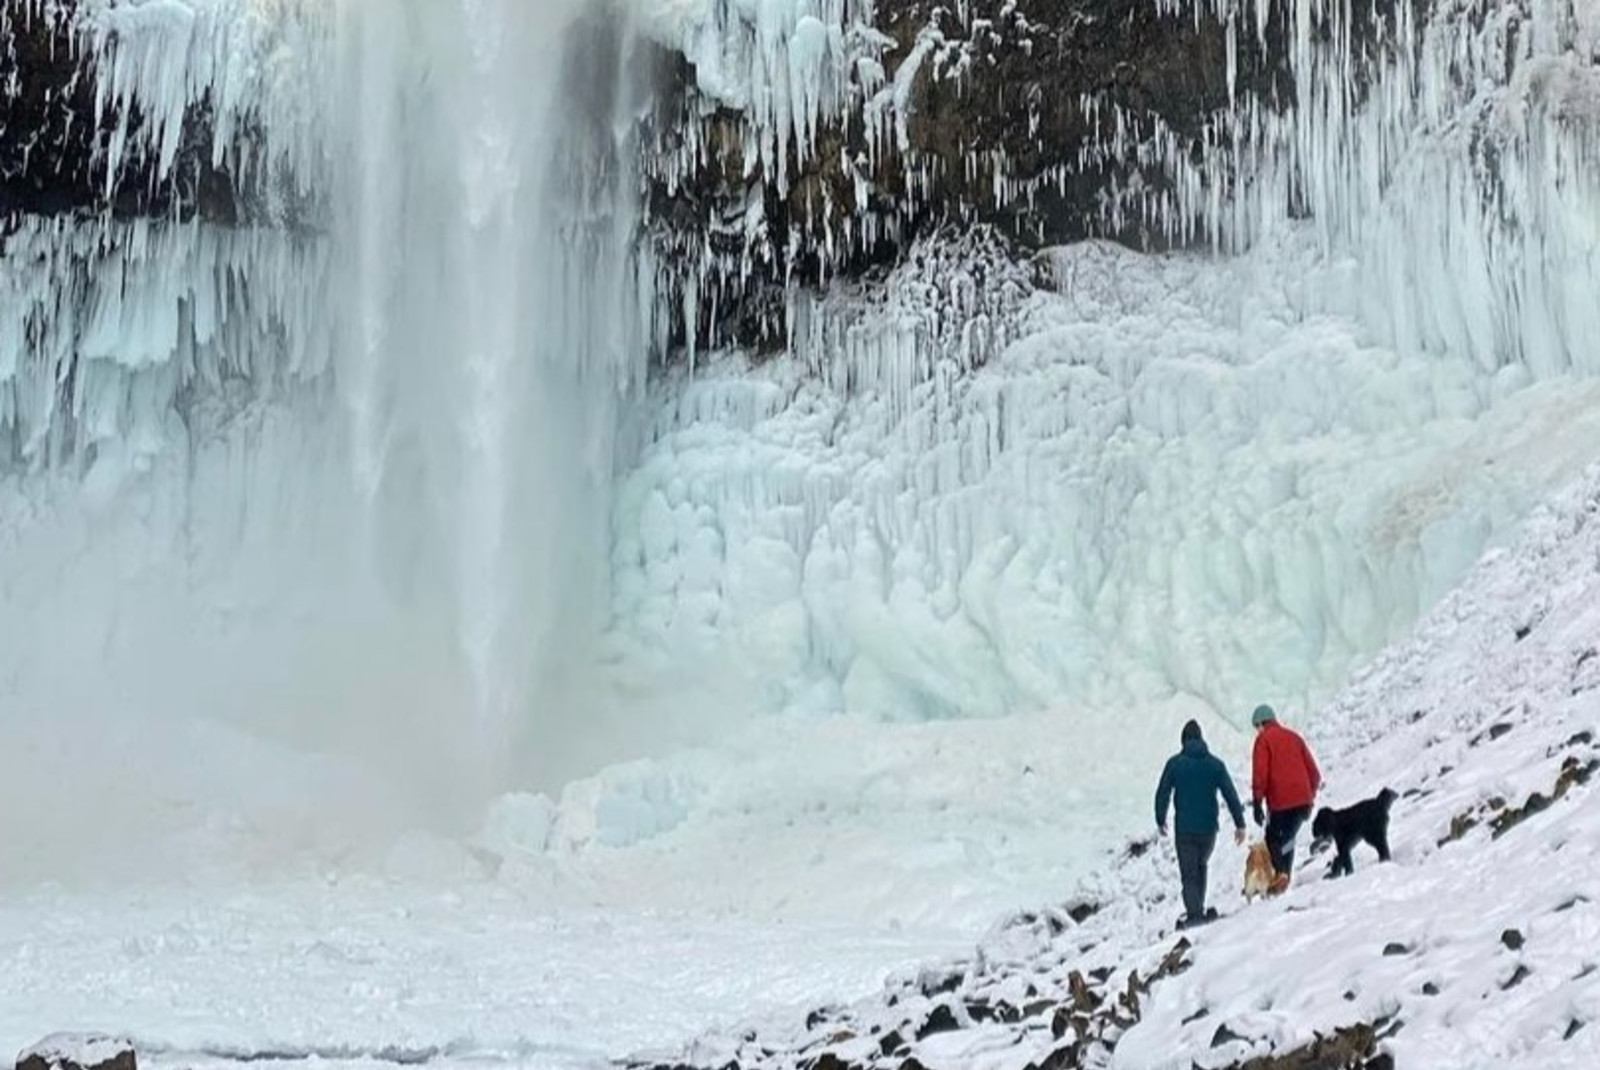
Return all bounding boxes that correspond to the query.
[0,882,968,1068]
[2,0,1600,1068]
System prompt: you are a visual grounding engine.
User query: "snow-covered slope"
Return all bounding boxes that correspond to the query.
[621,465,1600,1070]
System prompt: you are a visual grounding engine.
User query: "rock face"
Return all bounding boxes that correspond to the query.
[0,0,241,222]
[16,1035,137,1070]
[638,0,1300,351]
[4,0,1303,335]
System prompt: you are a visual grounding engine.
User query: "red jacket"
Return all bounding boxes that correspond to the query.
[1252,721,1321,810]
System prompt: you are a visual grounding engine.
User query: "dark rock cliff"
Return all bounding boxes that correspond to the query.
[638,0,1302,351]
[0,0,243,224]
[3,0,1400,354]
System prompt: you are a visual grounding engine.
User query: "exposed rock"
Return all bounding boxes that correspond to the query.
[1501,928,1525,951]
[1490,756,1597,838]
[16,1035,136,1070]
[915,1003,961,1039]
[1232,1022,1385,1070]
[639,0,1308,352]
[1502,964,1533,990]
[0,0,245,223]
[1211,1023,1249,1048]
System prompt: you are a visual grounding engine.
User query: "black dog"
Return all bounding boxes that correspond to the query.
[1311,788,1397,877]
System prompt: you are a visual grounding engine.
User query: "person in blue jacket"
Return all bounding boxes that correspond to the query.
[1155,719,1248,929]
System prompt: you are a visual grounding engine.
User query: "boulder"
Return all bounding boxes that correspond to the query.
[16,1035,136,1070]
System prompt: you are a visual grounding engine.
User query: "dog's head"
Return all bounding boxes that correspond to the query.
[1311,807,1335,841]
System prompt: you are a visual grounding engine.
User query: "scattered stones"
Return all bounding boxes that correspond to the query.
[1382,942,1411,956]
[1502,965,1533,990]
[1421,982,1441,996]
[1501,929,1525,951]
[1233,1022,1383,1070]
[1565,1019,1587,1041]
[1491,757,1597,838]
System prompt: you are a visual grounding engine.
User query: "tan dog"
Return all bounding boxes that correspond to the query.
[1243,841,1277,902]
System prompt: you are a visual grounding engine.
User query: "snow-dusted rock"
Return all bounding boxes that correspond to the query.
[16,1035,135,1070]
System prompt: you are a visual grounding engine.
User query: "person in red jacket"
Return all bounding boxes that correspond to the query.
[1249,703,1321,891]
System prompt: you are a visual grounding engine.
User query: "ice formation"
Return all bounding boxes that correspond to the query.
[2,0,658,862]
[2,0,1600,872]
[598,0,1600,728]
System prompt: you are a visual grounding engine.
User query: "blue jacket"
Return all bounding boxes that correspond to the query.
[1155,738,1247,835]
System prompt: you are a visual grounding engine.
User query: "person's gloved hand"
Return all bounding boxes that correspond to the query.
[1234,827,1246,846]
[1157,823,1168,838]
[1252,800,1265,827]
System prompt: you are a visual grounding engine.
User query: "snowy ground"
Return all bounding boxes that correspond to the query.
[0,880,966,1068]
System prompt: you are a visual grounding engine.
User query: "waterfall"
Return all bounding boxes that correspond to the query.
[0,0,655,878]
[328,0,651,785]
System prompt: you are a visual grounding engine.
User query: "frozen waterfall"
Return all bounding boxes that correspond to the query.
[1,0,1599,878]
[0,0,656,877]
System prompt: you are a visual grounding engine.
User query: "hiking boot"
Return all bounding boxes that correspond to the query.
[1268,873,1291,895]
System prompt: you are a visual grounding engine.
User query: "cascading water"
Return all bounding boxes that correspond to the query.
[329,0,650,786]
[0,0,654,879]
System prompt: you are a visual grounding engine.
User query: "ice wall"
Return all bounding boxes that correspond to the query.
[604,231,1600,727]
[599,0,1600,729]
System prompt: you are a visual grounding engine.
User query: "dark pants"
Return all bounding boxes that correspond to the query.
[1174,832,1217,921]
[1266,805,1312,875]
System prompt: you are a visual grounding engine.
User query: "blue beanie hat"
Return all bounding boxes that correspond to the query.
[1251,703,1276,727]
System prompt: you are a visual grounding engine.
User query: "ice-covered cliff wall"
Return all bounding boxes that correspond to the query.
[634,0,1600,376]
[1,0,660,875]
[599,0,1600,730]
